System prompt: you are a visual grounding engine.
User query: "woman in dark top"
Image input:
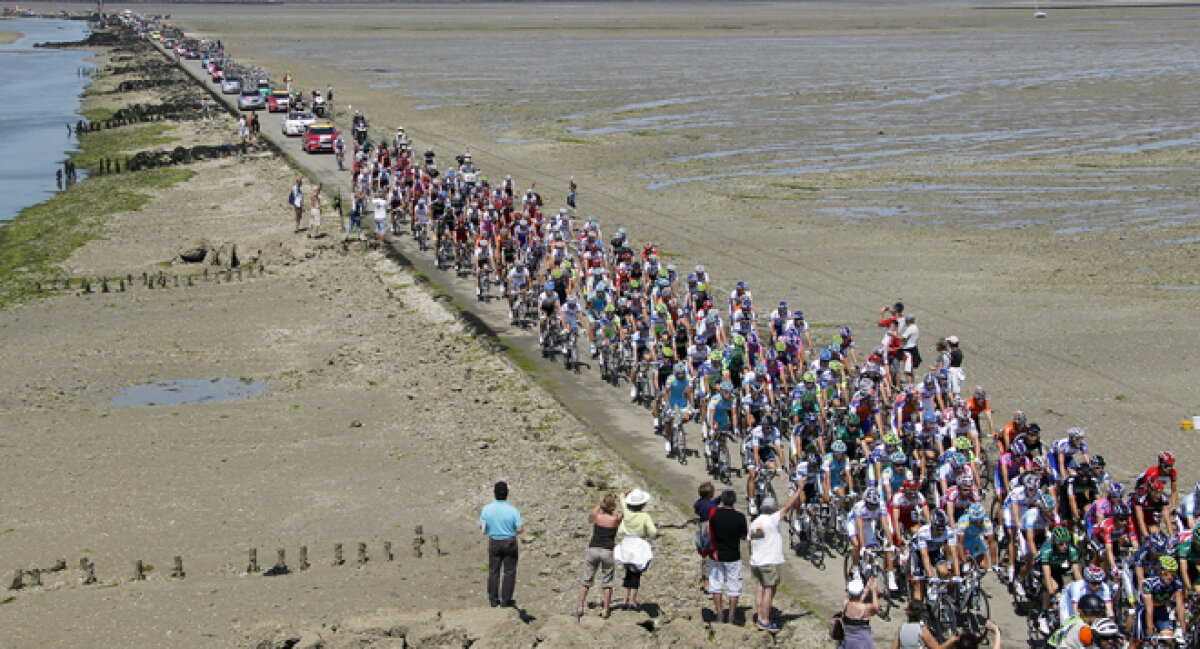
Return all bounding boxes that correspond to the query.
[693,482,720,591]
[577,493,623,618]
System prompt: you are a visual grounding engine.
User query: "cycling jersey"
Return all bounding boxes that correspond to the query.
[708,394,736,429]
[943,486,983,512]
[822,453,849,490]
[561,303,583,330]
[1059,580,1112,621]
[911,524,958,579]
[955,515,994,558]
[1182,493,1200,522]
[1133,575,1182,640]
[890,491,928,530]
[1037,540,1080,568]
[1048,438,1088,482]
[664,374,691,411]
[1094,516,1138,549]
[847,501,885,544]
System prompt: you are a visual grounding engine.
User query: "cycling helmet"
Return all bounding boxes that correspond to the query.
[736,281,746,289]
[1078,592,1106,615]
[923,373,936,387]
[902,479,920,493]
[750,380,764,394]
[1013,411,1028,427]
[1107,483,1125,499]
[673,362,686,374]
[656,277,670,288]
[1068,427,1086,442]
[1010,439,1028,457]
[1037,493,1055,510]
[950,452,967,469]
[793,310,804,320]
[802,371,817,383]
[1090,618,1121,641]
[883,433,901,447]
[1051,526,1072,545]
[803,412,819,427]
[1160,555,1179,572]
[1083,565,1106,585]
[744,371,757,384]
[840,325,853,339]
[1032,456,1049,470]
[544,282,554,291]
[901,422,916,435]
[957,474,974,489]
[858,378,874,392]
[1148,532,1169,554]
[719,381,733,394]
[1027,422,1041,436]
[831,440,847,454]
[890,451,907,465]
[733,334,745,346]
[973,386,986,401]
[954,436,972,451]
[872,346,885,357]
[863,489,881,506]
[1159,451,1176,466]
[967,503,987,522]
[819,348,832,362]
[709,350,722,362]
[847,413,861,426]
[1112,502,1132,519]
[1090,454,1106,470]
[931,510,949,530]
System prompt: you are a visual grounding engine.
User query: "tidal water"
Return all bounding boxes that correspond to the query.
[0,18,92,224]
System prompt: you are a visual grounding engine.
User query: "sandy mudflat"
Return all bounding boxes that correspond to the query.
[0,29,22,44]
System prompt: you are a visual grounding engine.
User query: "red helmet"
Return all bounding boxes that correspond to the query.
[1159,451,1176,466]
[644,242,653,251]
[902,480,920,493]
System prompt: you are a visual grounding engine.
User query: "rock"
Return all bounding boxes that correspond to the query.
[338,607,439,638]
[178,240,208,263]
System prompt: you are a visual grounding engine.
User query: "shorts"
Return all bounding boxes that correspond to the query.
[707,559,743,597]
[309,208,321,226]
[1002,504,1028,529]
[580,547,615,589]
[374,217,387,234]
[962,536,987,559]
[1132,604,1172,640]
[751,564,781,588]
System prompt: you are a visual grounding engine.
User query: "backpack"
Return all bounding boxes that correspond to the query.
[694,507,718,559]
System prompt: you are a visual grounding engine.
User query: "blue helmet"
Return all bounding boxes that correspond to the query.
[803,412,819,426]
[831,440,847,454]
[544,281,554,291]
[819,348,832,362]
[1148,532,1169,554]
[967,503,987,522]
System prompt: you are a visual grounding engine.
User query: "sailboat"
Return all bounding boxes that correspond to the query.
[1034,0,1047,19]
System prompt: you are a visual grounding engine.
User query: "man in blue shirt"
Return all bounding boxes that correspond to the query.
[479,481,525,607]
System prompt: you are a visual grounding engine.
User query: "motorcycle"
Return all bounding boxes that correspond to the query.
[311,93,326,117]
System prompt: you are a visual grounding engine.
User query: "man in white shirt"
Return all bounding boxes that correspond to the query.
[899,314,920,386]
[747,488,803,633]
[371,191,389,247]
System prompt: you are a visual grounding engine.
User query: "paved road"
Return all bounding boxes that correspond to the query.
[173,49,1030,645]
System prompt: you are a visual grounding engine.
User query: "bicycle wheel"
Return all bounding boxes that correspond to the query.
[842,552,857,582]
[718,446,731,484]
[963,590,990,637]
[676,426,687,465]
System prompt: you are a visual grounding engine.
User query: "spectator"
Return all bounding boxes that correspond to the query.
[892,600,957,649]
[307,182,322,239]
[577,493,622,619]
[708,489,749,624]
[613,488,656,611]
[288,178,304,233]
[840,577,879,649]
[748,489,804,633]
[479,481,523,608]
[946,336,964,397]
[694,482,720,591]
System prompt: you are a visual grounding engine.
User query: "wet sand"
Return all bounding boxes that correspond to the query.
[0,29,22,44]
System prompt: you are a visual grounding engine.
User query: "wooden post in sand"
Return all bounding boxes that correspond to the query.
[27,568,41,587]
[171,556,185,578]
[247,548,258,574]
[431,535,441,557]
[265,549,288,576]
[298,546,310,571]
[9,569,24,590]
[333,543,343,566]
[357,542,367,565]
[80,558,96,585]
[133,560,145,581]
[383,541,393,562]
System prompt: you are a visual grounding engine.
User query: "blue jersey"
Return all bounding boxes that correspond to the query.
[665,374,691,408]
[822,453,849,488]
[709,394,735,427]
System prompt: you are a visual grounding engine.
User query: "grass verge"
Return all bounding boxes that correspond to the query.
[0,168,194,308]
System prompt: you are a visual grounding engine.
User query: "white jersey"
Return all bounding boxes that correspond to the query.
[562,302,583,328]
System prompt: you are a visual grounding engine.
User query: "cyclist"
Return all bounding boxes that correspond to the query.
[661,361,693,446]
[1181,480,1200,530]
[1130,556,1186,649]
[705,381,739,467]
[1004,472,1042,582]
[1060,566,1115,621]
[996,410,1029,454]
[536,281,560,347]
[789,443,823,507]
[994,438,1032,507]
[559,295,584,358]
[1016,493,1060,597]
[1048,427,1090,484]
[1136,452,1179,511]
[1059,462,1100,524]
[847,488,899,592]
[910,509,959,602]
[506,261,531,321]
[1130,531,1172,597]
[955,502,998,571]
[1093,501,1139,577]
[821,440,855,504]
[745,409,784,516]
[878,449,912,504]
[943,473,983,523]
[1176,522,1200,594]
[965,385,995,438]
[1133,478,1172,539]
[889,479,930,545]
[1050,592,1111,649]
[1036,525,1082,617]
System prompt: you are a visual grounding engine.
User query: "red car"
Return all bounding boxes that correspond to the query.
[267,90,291,113]
[303,122,339,153]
